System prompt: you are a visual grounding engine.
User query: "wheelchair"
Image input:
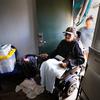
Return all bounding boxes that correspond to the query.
[37,55,85,99]
[19,54,85,99]
[53,65,83,99]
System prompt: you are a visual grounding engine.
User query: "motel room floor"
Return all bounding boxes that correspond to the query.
[0,75,78,100]
[0,74,58,100]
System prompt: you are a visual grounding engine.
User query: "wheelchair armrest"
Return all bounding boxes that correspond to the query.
[60,66,80,80]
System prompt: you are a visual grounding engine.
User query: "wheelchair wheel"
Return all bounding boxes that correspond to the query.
[67,81,78,96]
[62,75,79,98]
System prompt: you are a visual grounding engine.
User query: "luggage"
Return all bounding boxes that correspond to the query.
[20,54,39,79]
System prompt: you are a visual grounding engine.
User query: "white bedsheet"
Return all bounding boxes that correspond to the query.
[40,58,66,93]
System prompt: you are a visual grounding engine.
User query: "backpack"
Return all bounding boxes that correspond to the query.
[20,54,39,79]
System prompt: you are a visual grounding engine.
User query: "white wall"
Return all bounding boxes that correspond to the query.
[0,0,38,57]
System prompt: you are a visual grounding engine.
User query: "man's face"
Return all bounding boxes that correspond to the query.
[65,33,75,42]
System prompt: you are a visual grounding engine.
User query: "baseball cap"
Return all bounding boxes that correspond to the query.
[63,27,76,36]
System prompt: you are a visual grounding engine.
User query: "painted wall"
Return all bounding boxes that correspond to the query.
[36,0,73,53]
[0,0,38,57]
[0,0,73,56]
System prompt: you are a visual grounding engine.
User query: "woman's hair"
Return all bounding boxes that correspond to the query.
[86,16,93,22]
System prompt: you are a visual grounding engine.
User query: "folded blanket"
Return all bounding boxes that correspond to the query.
[40,58,66,93]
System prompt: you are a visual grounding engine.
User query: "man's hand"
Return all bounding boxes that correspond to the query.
[59,62,68,68]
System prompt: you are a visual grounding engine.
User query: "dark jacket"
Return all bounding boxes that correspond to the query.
[50,39,85,69]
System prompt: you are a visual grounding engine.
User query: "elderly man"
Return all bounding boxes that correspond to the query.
[40,27,85,93]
